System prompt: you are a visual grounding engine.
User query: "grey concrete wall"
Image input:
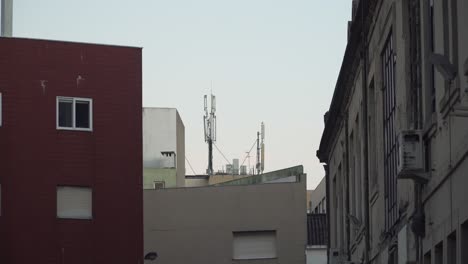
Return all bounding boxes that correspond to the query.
[144,175,307,264]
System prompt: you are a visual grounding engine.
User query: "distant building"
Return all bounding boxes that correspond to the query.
[0,37,143,263]
[307,190,313,213]
[184,174,255,187]
[232,158,239,175]
[145,166,307,264]
[143,108,185,188]
[306,178,327,264]
[306,214,327,264]
[184,175,209,187]
[240,165,247,175]
[226,164,233,174]
[310,176,326,214]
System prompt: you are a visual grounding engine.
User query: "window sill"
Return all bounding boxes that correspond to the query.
[57,127,93,132]
[57,217,93,220]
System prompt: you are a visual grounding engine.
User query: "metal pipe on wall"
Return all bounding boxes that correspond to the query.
[324,164,331,264]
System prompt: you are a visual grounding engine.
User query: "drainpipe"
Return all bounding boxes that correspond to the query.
[324,164,331,263]
[360,0,371,263]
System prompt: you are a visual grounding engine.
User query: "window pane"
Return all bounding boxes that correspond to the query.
[58,100,73,128]
[75,100,90,128]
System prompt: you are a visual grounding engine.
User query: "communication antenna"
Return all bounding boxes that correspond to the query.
[256,122,265,174]
[204,93,217,175]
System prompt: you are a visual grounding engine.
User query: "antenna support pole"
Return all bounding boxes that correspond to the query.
[256,131,260,175]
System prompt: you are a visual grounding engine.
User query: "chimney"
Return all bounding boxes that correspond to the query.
[1,0,13,37]
[351,0,360,20]
[324,111,330,125]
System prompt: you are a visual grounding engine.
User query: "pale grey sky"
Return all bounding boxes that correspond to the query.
[9,0,351,189]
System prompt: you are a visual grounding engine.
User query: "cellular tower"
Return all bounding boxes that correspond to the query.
[204,94,216,175]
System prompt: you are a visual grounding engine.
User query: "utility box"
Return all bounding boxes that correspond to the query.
[398,130,424,174]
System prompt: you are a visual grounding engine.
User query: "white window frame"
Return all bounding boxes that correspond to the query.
[56,96,93,131]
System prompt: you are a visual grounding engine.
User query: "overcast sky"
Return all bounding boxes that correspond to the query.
[10,0,351,189]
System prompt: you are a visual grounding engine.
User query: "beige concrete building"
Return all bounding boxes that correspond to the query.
[306,214,328,264]
[307,190,313,212]
[144,166,307,264]
[311,176,327,214]
[143,108,185,188]
[317,0,468,263]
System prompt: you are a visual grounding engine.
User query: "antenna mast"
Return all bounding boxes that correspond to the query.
[255,122,265,174]
[256,131,260,175]
[260,122,265,174]
[204,93,217,175]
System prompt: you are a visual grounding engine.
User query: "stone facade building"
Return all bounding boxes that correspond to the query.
[317,0,468,263]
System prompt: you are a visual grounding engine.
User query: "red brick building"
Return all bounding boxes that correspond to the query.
[0,37,142,264]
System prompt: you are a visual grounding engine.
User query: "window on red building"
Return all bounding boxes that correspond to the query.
[57,97,93,131]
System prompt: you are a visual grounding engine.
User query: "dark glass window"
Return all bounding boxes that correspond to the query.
[382,31,398,231]
[58,99,73,128]
[75,101,90,128]
[429,0,436,113]
[57,97,92,130]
